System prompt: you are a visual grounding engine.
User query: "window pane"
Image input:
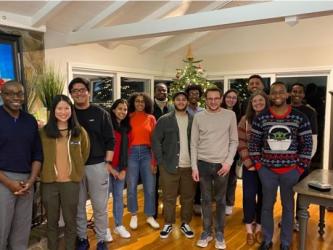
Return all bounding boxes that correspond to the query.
[121,77,150,100]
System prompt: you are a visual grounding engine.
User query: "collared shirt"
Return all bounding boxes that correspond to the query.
[187,105,204,116]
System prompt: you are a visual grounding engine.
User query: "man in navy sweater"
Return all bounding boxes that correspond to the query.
[249,82,312,250]
[0,81,43,250]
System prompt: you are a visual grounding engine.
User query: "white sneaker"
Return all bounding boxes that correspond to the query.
[130,215,138,230]
[215,239,226,249]
[197,232,213,248]
[225,206,233,216]
[114,225,131,238]
[146,216,160,229]
[105,228,113,242]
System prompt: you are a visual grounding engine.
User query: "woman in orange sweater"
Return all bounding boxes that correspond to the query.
[127,92,160,230]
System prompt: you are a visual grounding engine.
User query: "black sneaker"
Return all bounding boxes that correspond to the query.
[180,223,194,238]
[258,241,273,250]
[280,244,290,250]
[96,240,108,250]
[160,224,173,238]
[76,237,89,250]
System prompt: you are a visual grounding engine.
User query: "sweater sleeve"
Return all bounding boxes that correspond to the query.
[102,110,115,151]
[238,117,254,169]
[297,115,313,169]
[190,115,200,171]
[80,127,90,164]
[224,112,239,166]
[248,116,264,170]
[151,117,164,165]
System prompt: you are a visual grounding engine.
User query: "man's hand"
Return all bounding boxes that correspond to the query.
[192,169,200,182]
[107,164,119,178]
[217,163,231,176]
[15,179,34,195]
[6,179,23,194]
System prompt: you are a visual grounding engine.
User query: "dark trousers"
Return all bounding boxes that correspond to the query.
[42,182,80,250]
[226,160,237,206]
[242,166,262,224]
[160,167,194,224]
[296,167,310,220]
[194,183,201,205]
[198,160,228,235]
[258,167,300,247]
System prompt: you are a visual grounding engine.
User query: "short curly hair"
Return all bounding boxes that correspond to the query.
[185,84,203,97]
[128,92,153,114]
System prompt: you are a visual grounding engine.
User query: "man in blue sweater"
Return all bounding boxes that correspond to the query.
[0,81,43,250]
[249,82,313,250]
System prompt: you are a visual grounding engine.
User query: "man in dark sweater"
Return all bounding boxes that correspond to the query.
[69,78,115,250]
[152,82,174,218]
[249,82,313,250]
[0,81,43,250]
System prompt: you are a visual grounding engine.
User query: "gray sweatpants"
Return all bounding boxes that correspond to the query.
[258,166,300,247]
[76,162,109,242]
[0,171,33,250]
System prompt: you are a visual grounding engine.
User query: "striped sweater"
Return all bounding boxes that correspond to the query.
[249,106,312,174]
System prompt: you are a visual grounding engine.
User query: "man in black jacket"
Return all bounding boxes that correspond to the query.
[152,91,195,239]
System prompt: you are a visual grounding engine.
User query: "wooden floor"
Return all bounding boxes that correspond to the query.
[86,183,333,250]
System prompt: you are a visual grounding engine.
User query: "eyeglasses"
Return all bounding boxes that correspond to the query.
[71,88,87,94]
[225,96,237,100]
[2,91,24,98]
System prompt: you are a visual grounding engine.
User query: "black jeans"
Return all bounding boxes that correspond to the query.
[198,160,228,235]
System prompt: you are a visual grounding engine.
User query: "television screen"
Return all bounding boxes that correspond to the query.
[0,41,18,106]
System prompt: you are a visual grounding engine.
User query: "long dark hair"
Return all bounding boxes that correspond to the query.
[110,99,131,132]
[128,92,153,114]
[245,90,269,124]
[221,89,241,121]
[44,95,81,138]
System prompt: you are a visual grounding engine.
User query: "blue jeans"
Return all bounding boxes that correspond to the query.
[109,169,125,226]
[127,145,156,216]
[198,160,228,235]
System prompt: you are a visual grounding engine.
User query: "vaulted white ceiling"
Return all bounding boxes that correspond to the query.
[1,0,333,57]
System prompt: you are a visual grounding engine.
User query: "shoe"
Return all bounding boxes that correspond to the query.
[130,215,138,230]
[247,233,255,246]
[293,220,300,232]
[105,228,113,242]
[180,223,194,238]
[193,204,202,215]
[96,240,108,250]
[225,206,233,216]
[76,237,89,250]
[255,231,263,243]
[114,225,131,238]
[196,232,213,248]
[280,244,290,250]
[160,224,173,239]
[258,241,273,250]
[215,239,226,249]
[146,216,160,229]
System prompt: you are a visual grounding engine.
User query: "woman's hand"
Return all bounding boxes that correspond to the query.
[151,164,157,174]
[118,170,126,181]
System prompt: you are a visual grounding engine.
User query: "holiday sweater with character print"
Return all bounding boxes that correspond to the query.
[249,105,313,175]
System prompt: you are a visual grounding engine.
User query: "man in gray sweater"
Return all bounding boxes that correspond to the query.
[191,87,238,249]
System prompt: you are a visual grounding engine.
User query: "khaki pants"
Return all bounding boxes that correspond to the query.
[160,166,194,224]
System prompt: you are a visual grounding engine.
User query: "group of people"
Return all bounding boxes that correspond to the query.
[0,74,316,250]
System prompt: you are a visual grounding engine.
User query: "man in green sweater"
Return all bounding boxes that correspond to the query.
[191,87,239,249]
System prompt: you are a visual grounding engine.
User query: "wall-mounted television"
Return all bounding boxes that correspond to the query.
[0,33,23,106]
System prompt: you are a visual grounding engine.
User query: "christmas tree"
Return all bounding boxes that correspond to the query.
[170,47,215,105]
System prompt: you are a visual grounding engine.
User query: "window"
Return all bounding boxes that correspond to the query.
[121,77,151,100]
[229,77,271,101]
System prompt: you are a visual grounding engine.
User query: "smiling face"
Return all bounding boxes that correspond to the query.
[113,102,128,122]
[224,91,238,109]
[1,83,25,114]
[290,85,305,106]
[248,77,264,93]
[206,90,222,112]
[55,100,72,123]
[252,94,266,113]
[155,84,167,101]
[174,94,188,112]
[70,83,90,108]
[188,89,200,105]
[270,83,289,107]
[134,95,145,112]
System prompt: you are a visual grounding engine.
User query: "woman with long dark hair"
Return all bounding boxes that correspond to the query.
[221,89,241,216]
[238,90,269,245]
[126,92,160,230]
[39,95,90,250]
[107,99,132,239]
